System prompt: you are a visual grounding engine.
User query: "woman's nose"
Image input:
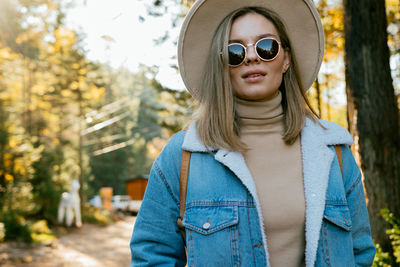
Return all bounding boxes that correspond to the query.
[245,44,260,65]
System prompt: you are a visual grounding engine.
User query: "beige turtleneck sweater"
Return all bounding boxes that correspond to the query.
[236,91,305,267]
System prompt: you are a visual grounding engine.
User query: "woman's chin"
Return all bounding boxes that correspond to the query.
[236,88,279,101]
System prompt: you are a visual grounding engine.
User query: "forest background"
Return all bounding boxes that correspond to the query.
[0,0,399,265]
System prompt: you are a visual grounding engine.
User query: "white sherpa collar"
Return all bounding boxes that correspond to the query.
[300,118,352,266]
[182,117,353,266]
[182,122,216,152]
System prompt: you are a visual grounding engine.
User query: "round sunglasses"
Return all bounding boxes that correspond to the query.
[228,37,281,67]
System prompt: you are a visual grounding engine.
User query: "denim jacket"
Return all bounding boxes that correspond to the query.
[130,118,376,266]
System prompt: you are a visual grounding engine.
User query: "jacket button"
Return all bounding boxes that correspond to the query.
[203,222,210,230]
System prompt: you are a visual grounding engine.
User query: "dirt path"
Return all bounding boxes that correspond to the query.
[0,216,136,267]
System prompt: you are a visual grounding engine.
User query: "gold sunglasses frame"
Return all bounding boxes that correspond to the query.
[227,37,282,67]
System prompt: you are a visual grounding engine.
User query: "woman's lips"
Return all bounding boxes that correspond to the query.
[243,73,266,83]
[242,69,266,82]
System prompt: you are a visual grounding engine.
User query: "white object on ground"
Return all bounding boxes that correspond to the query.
[58,180,82,227]
[112,195,131,211]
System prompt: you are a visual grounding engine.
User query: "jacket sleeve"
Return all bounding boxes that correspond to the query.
[341,146,376,266]
[130,136,186,266]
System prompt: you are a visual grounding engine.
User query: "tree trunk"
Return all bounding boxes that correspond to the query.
[343,0,400,252]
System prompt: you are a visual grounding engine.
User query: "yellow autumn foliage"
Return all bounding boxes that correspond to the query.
[5,173,14,182]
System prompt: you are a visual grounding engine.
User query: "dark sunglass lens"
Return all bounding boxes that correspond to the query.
[228,44,245,66]
[256,39,279,60]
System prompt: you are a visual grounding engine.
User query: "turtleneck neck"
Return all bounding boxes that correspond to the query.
[235,90,305,267]
[235,90,284,132]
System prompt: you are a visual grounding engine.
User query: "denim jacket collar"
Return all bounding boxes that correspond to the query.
[182,117,353,266]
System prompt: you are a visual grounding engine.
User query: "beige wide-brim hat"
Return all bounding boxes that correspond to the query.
[177,0,324,99]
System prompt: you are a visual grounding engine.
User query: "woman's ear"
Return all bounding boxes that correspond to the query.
[283,49,291,73]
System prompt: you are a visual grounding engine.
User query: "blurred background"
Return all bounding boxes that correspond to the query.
[0,0,399,266]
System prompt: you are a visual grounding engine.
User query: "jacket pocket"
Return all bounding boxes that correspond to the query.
[323,205,352,231]
[317,205,355,266]
[182,204,240,267]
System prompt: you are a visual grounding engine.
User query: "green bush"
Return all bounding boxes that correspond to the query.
[0,222,4,242]
[0,213,57,244]
[30,219,52,234]
[82,206,114,226]
[29,219,55,244]
[373,243,392,267]
[373,208,400,266]
[0,213,32,242]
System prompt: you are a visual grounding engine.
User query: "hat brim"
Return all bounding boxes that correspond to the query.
[178,0,324,98]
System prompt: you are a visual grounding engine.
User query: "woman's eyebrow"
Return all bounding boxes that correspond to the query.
[229,33,278,44]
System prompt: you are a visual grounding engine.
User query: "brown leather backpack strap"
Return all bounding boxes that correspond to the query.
[177,148,191,245]
[334,145,343,176]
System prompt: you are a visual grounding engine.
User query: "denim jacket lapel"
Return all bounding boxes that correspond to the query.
[300,118,350,266]
[214,149,271,264]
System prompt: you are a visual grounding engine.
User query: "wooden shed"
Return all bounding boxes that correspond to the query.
[125,175,149,200]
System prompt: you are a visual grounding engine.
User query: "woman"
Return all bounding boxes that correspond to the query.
[130,0,376,266]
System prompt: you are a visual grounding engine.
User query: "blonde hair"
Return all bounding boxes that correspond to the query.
[193,6,319,152]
